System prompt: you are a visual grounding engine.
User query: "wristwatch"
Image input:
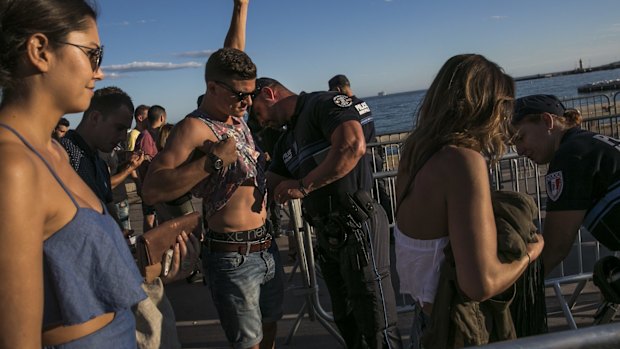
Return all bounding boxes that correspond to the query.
[299,179,309,197]
[207,152,224,172]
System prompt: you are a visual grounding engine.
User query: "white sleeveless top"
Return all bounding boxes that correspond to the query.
[394,224,449,306]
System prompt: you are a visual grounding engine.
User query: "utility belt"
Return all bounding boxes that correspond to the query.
[307,190,376,270]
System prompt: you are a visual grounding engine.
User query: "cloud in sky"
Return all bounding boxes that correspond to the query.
[103,72,123,79]
[102,61,202,73]
[490,15,508,20]
[175,50,216,58]
[106,19,155,27]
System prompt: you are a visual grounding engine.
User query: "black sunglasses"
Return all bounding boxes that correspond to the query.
[214,80,258,102]
[58,41,104,72]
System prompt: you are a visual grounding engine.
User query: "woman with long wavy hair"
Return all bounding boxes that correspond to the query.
[394,54,544,348]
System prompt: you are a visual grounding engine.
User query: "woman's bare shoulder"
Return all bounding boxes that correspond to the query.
[0,142,45,211]
[425,146,486,177]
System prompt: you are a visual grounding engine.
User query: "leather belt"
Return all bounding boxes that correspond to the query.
[205,236,272,254]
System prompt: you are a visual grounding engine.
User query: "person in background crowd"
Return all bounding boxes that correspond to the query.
[394,54,544,348]
[156,123,174,152]
[0,0,146,346]
[327,74,354,98]
[128,104,149,151]
[253,76,403,349]
[142,1,285,348]
[135,105,167,230]
[511,94,620,274]
[100,144,138,231]
[60,87,144,222]
[52,117,70,141]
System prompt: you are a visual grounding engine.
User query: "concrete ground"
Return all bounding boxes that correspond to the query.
[125,185,617,349]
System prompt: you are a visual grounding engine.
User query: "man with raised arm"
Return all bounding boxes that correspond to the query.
[142,1,283,348]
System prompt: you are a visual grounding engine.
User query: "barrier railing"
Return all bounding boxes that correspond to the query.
[562,94,613,118]
[476,322,620,348]
[283,199,345,346]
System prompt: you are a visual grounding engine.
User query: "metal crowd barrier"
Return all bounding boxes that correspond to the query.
[283,199,345,347]
[477,322,620,348]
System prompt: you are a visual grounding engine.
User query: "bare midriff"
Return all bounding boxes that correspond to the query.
[42,312,115,346]
[206,185,267,233]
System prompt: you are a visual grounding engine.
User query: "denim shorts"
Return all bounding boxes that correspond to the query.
[204,240,284,349]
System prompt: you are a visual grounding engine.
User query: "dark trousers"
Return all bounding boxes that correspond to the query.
[315,204,402,349]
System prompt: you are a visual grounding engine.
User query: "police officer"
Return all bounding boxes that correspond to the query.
[511,94,620,275]
[328,74,394,223]
[252,77,402,349]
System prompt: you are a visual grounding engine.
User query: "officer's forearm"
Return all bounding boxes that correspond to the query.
[302,139,365,193]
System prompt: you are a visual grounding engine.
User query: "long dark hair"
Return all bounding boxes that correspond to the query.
[0,0,98,100]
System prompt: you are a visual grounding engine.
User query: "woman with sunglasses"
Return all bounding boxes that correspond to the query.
[0,0,145,348]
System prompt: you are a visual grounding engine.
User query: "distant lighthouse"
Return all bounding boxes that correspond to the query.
[579,59,583,71]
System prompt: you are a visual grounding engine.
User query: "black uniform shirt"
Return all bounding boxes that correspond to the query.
[546,127,620,210]
[545,127,620,249]
[269,92,375,216]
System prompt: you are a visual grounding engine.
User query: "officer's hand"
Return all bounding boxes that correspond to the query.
[274,179,305,204]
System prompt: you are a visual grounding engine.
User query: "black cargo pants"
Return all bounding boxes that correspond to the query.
[312,202,402,349]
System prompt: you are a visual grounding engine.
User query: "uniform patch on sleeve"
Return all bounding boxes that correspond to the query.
[332,94,353,108]
[546,171,564,202]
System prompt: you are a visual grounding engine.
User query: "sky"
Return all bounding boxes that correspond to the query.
[86,0,620,124]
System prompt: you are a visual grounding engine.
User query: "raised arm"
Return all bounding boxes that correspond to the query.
[446,147,544,301]
[224,0,249,50]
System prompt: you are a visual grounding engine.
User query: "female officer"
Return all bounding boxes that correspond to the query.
[511,94,620,275]
[0,0,145,347]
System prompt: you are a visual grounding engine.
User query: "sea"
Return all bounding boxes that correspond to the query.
[365,67,620,135]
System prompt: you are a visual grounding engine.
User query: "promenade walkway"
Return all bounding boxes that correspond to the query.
[125,185,616,349]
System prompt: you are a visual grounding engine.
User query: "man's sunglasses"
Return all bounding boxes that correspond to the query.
[58,41,104,72]
[214,80,259,102]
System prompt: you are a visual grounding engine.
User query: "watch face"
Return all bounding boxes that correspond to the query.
[213,158,224,170]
